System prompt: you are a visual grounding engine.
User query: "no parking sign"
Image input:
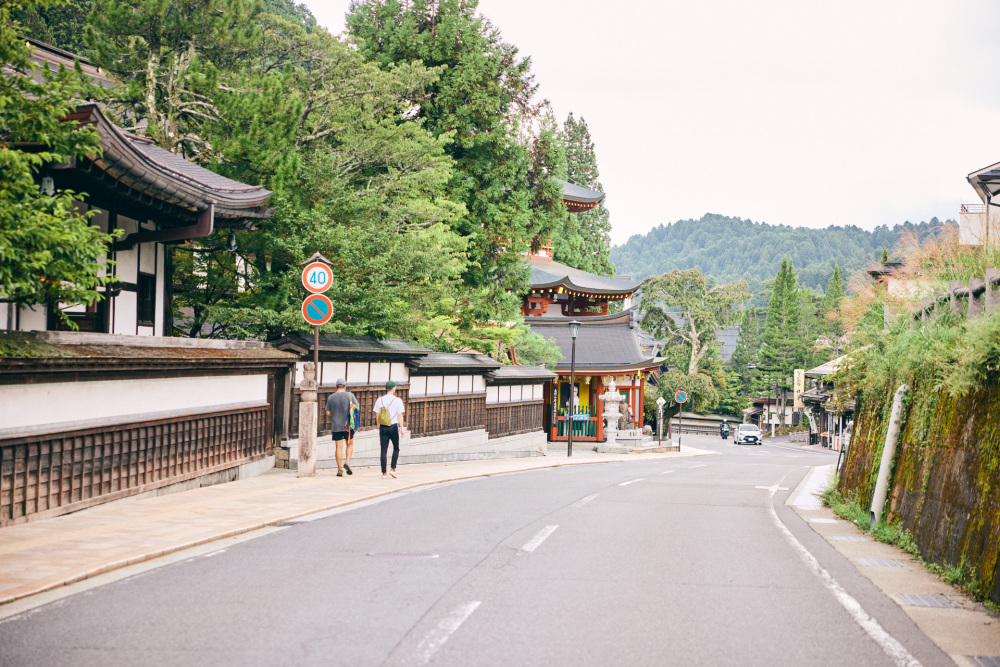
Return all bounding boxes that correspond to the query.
[301,294,333,326]
[674,389,688,404]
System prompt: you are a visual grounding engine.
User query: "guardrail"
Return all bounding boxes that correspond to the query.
[912,268,999,322]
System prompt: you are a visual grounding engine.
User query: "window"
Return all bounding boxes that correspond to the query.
[137,272,155,327]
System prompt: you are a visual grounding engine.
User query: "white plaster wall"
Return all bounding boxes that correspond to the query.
[473,375,485,393]
[0,375,268,433]
[18,304,47,331]
[369,362,390,384]
[139,241,156,274]
[533,384,544,400]
[113,291,138,335]
[410,376,427,397]
[0,303,11,330]
[443,375,459,394]
[346,361,368,384]
[390,363,408,381]
[486,386,499,404]
[326,362,347,384]
[499,386,511,402]
[115,217,139,283]
[426,376,443,395]
[459,376,472,394]
[154,244,165,336]
[137,326,154,336]
[510,385,522,402]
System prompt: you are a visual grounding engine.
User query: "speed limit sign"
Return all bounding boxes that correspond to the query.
[301,262,333,294]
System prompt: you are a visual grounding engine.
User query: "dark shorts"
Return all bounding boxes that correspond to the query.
[331,430,355,442]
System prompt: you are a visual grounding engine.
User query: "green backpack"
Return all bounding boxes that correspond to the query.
[377,397,394,427]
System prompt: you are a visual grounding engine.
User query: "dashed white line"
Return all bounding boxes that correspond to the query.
[412,600,482,665]
[574,494,598,507]
[689,464,708,469]
[764,482,921,667]
[521,525,559,552]
[660,470,676,475]
[619,478,644,486]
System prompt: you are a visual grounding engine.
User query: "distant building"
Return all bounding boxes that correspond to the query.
[959,161,1000,247]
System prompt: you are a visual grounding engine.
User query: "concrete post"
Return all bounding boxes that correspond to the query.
[968,278,985,320]
[986,269,999,314]
[950,281,963,318]
[870,384,909,527]
[297,362,318,477]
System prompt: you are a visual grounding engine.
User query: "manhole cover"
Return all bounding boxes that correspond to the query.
[968,657,1000,667]
[898,593,960,608]
[856,558,904,568]
[830,536,868,542]
[367,552,440,559]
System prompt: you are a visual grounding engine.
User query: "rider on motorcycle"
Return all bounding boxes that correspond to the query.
[720,420,730,439]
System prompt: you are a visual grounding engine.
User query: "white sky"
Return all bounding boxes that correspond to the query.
[302,0,1000,245]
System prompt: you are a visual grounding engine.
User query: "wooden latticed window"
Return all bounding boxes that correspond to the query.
[137,273,155,327]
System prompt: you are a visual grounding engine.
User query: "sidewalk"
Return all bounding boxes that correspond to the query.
[0,446,714,607]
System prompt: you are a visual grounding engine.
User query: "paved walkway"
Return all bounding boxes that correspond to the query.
[0,447,714,607]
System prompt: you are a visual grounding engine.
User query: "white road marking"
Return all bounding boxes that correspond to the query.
[755,485,788,492]
[574,494,598,507]
[412,600,482,665]
[765,482,922,667]
[521,525,559,552]
[619,478,645,486]
[689,464,708,469]
[660,470,676,475]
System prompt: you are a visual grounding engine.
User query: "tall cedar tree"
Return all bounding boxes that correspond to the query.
[556,113,613,275]
[11,0,93,54]
[1,0,117,326]
[346,0,564,322]
[757,259,808,425]
[86,0,263,158]
[726,305,761,410]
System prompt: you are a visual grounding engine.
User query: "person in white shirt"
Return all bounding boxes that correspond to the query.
[373,380,406,478]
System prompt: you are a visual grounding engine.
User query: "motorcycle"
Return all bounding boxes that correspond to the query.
[720,426,730,440]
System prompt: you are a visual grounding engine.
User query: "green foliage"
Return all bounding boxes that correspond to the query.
[10,0,93,54]
[347,0,562,320]
[725,306,761,410]
[611,213,950,295]
[1,0,117,324]
[553,113,613,276]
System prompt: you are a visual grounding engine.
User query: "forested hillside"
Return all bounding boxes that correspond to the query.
[611,214,950,292]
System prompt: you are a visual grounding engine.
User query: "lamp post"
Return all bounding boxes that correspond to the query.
[567,320,581,457]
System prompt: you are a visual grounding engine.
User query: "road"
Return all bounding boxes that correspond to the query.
[0,435,952,666]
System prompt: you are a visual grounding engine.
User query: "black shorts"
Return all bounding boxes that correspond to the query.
[331,430,355,441]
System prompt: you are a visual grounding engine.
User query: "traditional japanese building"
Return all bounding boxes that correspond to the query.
[523,181,662,444]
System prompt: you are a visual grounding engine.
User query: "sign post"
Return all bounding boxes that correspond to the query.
[296,254,334,477]
[656,396,666,448]
[674,388,688,450]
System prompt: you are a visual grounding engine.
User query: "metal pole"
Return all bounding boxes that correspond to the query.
[657,406,662,447]
[313,324,320,373]
[678,400,682,450]
[567,337,576,457]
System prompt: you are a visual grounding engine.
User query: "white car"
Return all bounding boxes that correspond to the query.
[735,424,762,445]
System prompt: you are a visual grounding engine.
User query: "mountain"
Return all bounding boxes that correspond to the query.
[610,214,950,293]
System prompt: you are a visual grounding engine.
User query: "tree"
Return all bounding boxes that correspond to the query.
[86,0,263,157]
[640,269,748,412]
[1,0,116,327]
[725,305,761,409]
[11,0,94,54]
[554,113,613,275]
[346,0,563,322]
[757,258,808,426]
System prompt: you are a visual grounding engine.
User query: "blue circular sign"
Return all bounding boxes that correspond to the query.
[674,389,688,404]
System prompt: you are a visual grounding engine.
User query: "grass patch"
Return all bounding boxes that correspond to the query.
[821,474,996,606]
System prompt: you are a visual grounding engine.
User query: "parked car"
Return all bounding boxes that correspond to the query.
[735,424,762,445]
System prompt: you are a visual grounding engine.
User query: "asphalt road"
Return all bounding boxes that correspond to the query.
[0,435,953,666]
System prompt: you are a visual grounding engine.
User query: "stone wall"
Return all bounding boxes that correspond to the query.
[840,379,1000,604]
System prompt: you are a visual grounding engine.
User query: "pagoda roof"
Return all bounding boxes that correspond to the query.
[556,178,605,213]
[527,256,640,296]
[967,160,1000,204]
[527,317,662,373]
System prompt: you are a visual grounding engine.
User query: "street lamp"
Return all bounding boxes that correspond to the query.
[567,320,581,457]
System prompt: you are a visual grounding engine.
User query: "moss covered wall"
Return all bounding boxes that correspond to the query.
[840,379,1000,604]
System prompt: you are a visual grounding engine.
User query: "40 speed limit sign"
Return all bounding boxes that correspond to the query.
[301,262,333,294]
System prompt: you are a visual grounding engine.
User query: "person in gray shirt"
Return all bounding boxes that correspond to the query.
[325,378,359,477]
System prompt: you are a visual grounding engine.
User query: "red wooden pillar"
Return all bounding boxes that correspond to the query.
[594,375,604,442]
[638,372,646,429]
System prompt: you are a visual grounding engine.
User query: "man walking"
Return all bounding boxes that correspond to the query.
[373,380,406,479]
[325,378,359,477]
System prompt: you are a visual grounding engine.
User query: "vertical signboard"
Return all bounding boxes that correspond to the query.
[793,369,805,409]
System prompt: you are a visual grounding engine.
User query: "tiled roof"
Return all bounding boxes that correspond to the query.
[527,256,640,295]
[527,318,661,372]
[273,334,431,359]
[490,365,557,383]
[408,353,502,374]
[555,178,605,205]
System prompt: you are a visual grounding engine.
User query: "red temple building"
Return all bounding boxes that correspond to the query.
[524,181,662,444]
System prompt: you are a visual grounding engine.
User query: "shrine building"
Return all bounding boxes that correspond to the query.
[524,182,662,444]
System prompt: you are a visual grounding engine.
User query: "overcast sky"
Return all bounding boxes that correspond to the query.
[302,0,1000,245]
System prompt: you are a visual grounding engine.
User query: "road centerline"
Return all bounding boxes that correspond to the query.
[618,478,644,486]
[574,494,599,507]
[521,525,558,552]
[411,600,482,665]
